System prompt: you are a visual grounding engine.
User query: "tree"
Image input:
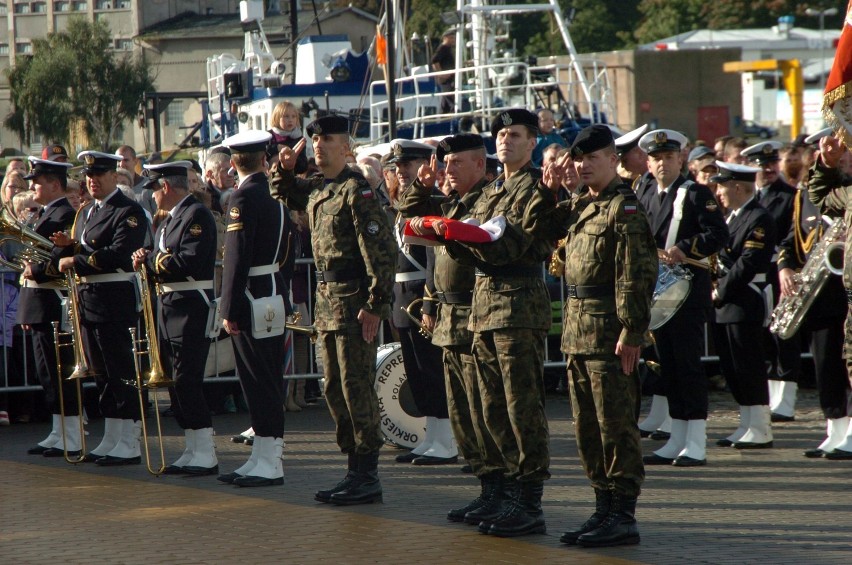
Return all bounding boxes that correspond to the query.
[631,0,707,46]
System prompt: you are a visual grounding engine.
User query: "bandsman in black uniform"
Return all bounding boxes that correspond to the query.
[636,129,728,467]
[711,161,777,448]
[216,130,290,488]
[54,151,149,466]
[740,141,798,422]
[389,139,458,465]
[20,157,78,457]
[132,161,219,475]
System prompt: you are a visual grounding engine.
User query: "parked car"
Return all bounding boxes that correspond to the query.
[742,119,778,139]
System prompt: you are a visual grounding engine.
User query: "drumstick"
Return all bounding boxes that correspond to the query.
[657,250,710,270]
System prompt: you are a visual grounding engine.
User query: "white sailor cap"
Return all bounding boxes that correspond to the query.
[740,140,784,164]
[638,129,688,155]
[614,124,649,156]
[77,151,123,174]
[709,160,761,184]
[222,130,273,154]
[804,127,834,146]
[24,157,73,180]
[389,139,434,163]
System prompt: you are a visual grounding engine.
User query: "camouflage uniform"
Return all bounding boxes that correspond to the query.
[443,164,554,483]
[270,166,396,454]
[398,177,503,476]
[536,176,657,497]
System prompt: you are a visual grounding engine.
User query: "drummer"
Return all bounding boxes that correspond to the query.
[635,130,728,468]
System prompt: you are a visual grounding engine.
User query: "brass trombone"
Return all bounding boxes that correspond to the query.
[52,317,86,464]
[401,298,433,338]
[285,311,318,343]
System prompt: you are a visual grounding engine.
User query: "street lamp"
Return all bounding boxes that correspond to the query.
[806,7,839,91]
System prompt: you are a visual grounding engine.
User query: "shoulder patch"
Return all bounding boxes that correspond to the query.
[360,186,374,199]
[623,203,638,215]
[705,200,718,212]
[753,227,765,240]
[189,223,202,237]
[366,220,380,235]
[229,207,240,220]
[126,216,139,228]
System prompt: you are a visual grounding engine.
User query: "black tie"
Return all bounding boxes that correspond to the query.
[659,190,667,203]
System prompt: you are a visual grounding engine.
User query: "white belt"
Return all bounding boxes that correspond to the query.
[248,264,279,276]
[158,280,214,294]
[395,271,427,283]
[23,279,65,290]
[79,273,136,284]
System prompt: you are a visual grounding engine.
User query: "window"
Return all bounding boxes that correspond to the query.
[32,2,47,12]
[54,1,70,11]
[0,44,9,55]
[73,1,87,11]
[95,0,112,9]
[16,42,32,54]
[114,38,131,51]
[117,0,129,8]
[165,101,184,126]
[0,3,6,16]
[14,3,30,14]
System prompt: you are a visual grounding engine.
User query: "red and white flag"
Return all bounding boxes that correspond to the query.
[823,1,852,149]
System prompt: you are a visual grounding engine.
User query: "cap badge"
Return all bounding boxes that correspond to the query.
[84,155,95,166]
[439,140,450,151]
[762,145,773,155]
[501,113,512,126]
[313,123,322,134]
[654,131,668,144]
[393,144,403,157]
[52,146,63,154]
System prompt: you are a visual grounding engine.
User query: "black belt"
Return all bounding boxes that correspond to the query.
[846,289,852,305]
[565,284,613,299]
[474,265,542,278]
[436,291,472,305]
[316,268,366,283]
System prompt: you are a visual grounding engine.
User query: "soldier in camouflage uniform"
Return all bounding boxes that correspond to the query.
[269,115,396,506]
[535,125,657,548]
[397,133,505,521]
[420,110,553,538]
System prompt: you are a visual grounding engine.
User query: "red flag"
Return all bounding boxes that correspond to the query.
[823,1,852,148]
[376,31,387,66]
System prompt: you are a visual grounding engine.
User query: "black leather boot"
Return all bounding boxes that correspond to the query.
[315,452,357,503]
[448,472,499,522]
[576,493,640,547]
[560,489,612,544]
[465,474,508,526]
[486,481,546,537]
[329,452,383,506]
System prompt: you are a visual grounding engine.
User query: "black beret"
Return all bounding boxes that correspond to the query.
[306,114,349,137]
[436,134,485,161]
[490,109,539,138]
[570,125,614,159]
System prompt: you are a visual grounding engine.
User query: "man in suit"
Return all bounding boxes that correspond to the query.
[711,161,777,448]
[741,141,798,422]
[216,130,291,488]
[132,161,219,475]
[635,130,728,467]
[54,151,149,466]
[19,157,77,457]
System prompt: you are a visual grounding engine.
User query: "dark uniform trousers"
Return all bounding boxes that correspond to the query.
[654,306,710,420]
[810,312,849,419]
[233,330,286,437]
[31,322,77,415]
[397,326,448,418]
[714,322,768,406]
[81,318,140,420]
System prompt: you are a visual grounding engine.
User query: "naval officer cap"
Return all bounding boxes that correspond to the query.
[570,124,614,159]
[614,124,649,157]
[638,129,688,155]
[142,161,193,188]
[709,161,761,184]
[804,127,834,146]
[24,156,73,180]
[222,130,273,155]
[740,140,783,164]
[490,108,539,139]
[77,150,123,175]
[305,114,349,137]
[389,139,434,164]
[436,133,485,161]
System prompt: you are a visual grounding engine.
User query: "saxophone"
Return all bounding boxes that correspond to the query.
[548,238,567,277]
[769,217,846,340]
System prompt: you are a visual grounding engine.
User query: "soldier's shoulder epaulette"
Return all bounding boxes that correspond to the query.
[615,184,638,201]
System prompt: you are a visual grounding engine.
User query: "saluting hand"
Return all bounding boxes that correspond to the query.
[417,155,438,188]
[819,135,845,169]
[279,138,306,171]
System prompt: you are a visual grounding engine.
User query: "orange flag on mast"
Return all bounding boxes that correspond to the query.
[376,27,388,66]
[823,1,852,148]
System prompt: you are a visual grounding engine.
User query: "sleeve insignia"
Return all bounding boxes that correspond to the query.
[360,186,374,199]
[127,216,139,228]
[229,207,241,220]
[623,203,638,215]
[705,200,718,212]
[753,227,765,240]
[744,241,765,249]
[189,223,202,237]
[366,220,380,235]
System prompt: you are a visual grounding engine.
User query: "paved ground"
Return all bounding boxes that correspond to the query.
[2,389,852,565]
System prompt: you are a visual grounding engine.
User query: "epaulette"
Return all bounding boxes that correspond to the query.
[616,184,638,201]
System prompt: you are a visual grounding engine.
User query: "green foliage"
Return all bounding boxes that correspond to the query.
[406,0,456,42]
[631,0,707,45]
[2,18,154,151]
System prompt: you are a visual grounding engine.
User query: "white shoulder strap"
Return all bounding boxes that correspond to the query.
[664,181,693,250]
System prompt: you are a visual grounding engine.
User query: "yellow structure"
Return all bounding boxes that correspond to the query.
[723,59,804,140]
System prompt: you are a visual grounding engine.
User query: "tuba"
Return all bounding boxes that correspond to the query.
[0,204,55,271]
[770,217,846,340]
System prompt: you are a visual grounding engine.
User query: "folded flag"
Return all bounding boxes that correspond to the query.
[403,215,507,246]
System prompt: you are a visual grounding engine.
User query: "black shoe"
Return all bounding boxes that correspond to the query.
[487,482,546,538]
[448,474,499,523]
[316,453,357,503]
[824,449,852,460]
[162,465,189,475]
[672,455,706,467]
[43,448,81,458]
[803,448,826,459]
[244,437,254,446]
[160,406,175,417]
[576,493,640,548]
[733,440,773,450]
[460,464,473,474]
[27,445,49,455]
[394,451,419,463]
[82,452,106,463]
[329,453,383,506]
[95,455,142,466]
[465,475,509,526]
[230,435,247,443]
[715,438,734,447]
[412,454,458,466]
[233,475,283,487]
[638,429,653,438]
[642,453,674,465]
[184,465,219,476]
[560,489,612,545]
[771,412,795,423]
[649,430,671,441]
[217,472,242,484]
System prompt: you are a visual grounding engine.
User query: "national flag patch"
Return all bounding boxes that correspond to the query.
[623,204,638,215]
[360,187,374,198]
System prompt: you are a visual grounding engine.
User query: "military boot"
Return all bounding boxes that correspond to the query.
[329,452,383,506]
[315,452,357,503]
[486,481,546,537]
[448,472,499,522]
[576,493,640,547]
[560,489,612,544]
[465,474,508,526]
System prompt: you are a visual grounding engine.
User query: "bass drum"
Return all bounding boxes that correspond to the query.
[649,263,692,330]
[374,342,426,449]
